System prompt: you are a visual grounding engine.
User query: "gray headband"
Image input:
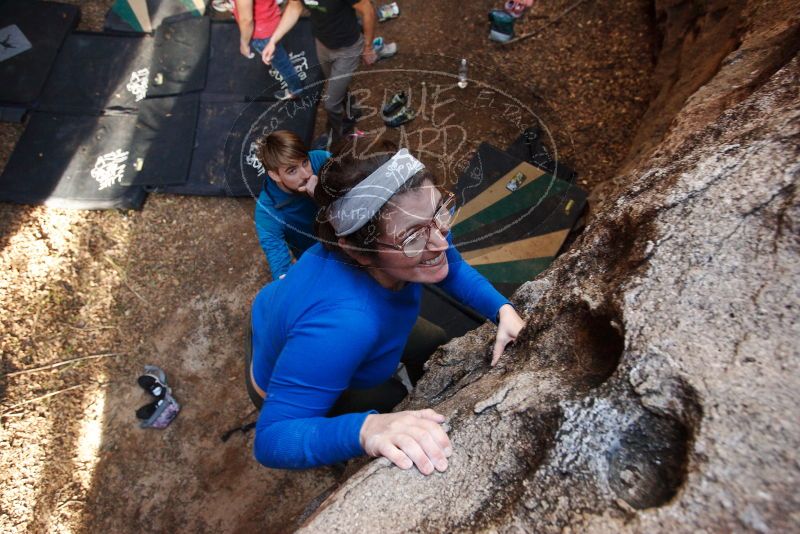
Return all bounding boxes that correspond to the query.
[328,148,425,237]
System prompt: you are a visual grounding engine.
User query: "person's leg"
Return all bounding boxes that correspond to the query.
[327,317,447,417]
[401,317,449,384]
[314,39,336,137]
[314,38,334,80]
[321,35,364,141]
[252,38,303,96]
[326,317,447,417]
[327,378,408,417]
[269,41,304,95]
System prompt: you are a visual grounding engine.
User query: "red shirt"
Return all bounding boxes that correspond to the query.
[233,0,281,40]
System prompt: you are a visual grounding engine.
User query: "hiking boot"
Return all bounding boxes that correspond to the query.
[381,91,407,119]
[384,106,416,128]
[373,37,398,60]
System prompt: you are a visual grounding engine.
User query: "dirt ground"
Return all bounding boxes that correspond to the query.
[0,0,657,531]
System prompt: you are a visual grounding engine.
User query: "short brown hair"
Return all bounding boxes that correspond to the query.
[257,130,309,172]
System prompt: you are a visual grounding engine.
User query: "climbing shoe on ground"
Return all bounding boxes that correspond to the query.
[488,9,516,42]
[383,106,417,128]
[137,392,181,429]
[137,374,167,398]
[137,364,168,398]
[377,2,400,22]
[136,398,164,420]
[373,37,398,60]
[381,91,407,119]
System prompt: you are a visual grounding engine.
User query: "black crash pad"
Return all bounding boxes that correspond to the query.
[0,1,80,112]
[38,32,154,114]
[38,16,209,115]
[505,127,577,182]
[155,94,318,196]
[204,18,323,101]
[0,106,27,123]
[147,15,210,97]
[121,94,200,186]
[0,112,147,209]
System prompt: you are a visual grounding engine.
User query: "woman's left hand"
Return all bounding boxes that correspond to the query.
[492,304,525,366]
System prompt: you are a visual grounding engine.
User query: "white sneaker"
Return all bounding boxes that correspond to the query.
[373,37,397,60]
[211,0,234,12]
[377,2,400,22]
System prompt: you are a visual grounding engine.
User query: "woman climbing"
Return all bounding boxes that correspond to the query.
[248,139,525,474]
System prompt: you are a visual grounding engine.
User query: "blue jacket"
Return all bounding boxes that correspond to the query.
[251,241,510,469]
[254,150,331,278]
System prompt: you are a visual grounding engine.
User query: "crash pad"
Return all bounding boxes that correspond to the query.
[204,19,322,101]
[38,16,209,115]
[120,94,200,186]
[452,142,587,296]
[0,112,147,209]
[0,1,80,118]
[155,94,318,196]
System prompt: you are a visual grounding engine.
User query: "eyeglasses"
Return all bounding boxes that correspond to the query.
[375,192,456,258]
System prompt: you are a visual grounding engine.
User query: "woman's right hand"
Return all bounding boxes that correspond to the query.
[359,409,452,475]
[261,40,276,65]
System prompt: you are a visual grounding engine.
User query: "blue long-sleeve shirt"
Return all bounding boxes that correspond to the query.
[250,239,510,469]
[254,150,331,279]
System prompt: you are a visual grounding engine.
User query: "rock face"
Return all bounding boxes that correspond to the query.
[299,3,800,532]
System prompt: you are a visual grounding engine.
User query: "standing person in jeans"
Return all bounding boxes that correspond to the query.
[261,0,378,141]
[234,0,304,100]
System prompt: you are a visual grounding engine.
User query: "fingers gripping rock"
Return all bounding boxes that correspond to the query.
[360,411,452,475]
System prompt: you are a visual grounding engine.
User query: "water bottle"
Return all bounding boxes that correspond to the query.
[457,58,468,89]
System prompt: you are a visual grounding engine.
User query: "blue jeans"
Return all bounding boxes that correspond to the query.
[251,37,303,95]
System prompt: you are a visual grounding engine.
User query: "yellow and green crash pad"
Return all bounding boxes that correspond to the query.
[452,142,587,296]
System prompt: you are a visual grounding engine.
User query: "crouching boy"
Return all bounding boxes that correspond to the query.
[255,130,331,279]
